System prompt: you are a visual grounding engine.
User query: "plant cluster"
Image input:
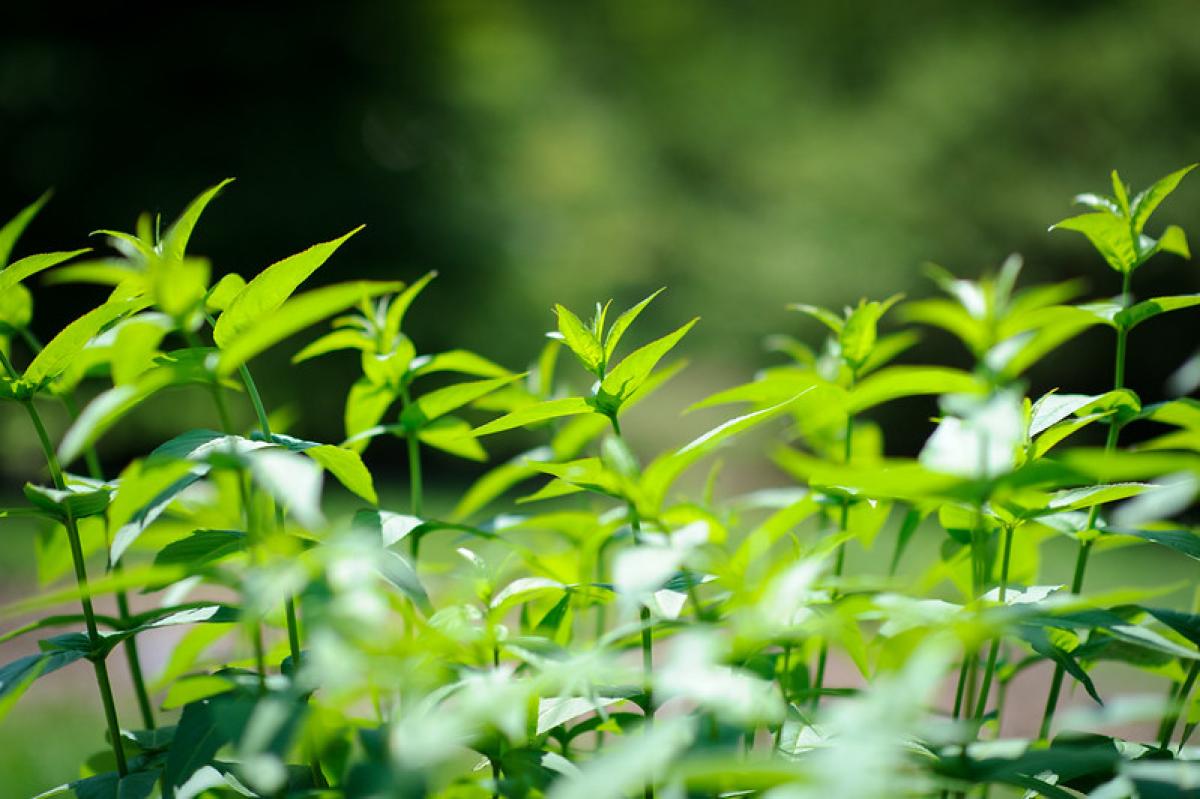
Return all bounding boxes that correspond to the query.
[1,166,1199,798]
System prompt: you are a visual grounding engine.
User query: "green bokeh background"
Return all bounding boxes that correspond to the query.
[2,1,1200,793]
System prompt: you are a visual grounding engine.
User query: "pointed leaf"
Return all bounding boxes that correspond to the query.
[0,190,51,268]
[215,280,401,375]
[604,288,664,362]
[213,226,364,347]
[1130,164,1197,233]
[23,299,141,387]
[161,179,234,262]
[600,317,698,400]
[470,397,593,438]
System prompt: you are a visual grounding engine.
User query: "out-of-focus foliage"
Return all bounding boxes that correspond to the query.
[0,166,1198,798]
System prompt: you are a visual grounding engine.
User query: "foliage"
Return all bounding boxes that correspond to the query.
[0,166,1198,799]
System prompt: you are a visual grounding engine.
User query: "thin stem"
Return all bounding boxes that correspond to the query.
[1160,660,1200,750]
[974,525,1014,725]
[399,386,424,560]
[229,349,323,786]
[812,408,855,710]
[606,413,653,799]
[21,399,128,776]
[1038,270,1132,741]
[774,644,791,751]
[55,378,156,731]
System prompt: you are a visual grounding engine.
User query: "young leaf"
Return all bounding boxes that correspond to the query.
[400,373,524,431]
[304,443,378,505]
[1051,212,1137,273]
[1115,294,1200,330]
[604,288,664,363]
[215,280,401,375]
[1130,163,1196,233]
[470,397,594,438]
[0,190,51,267]
[212,226,365,347]
[600,317,698,401]
[554,304,604,374]
[0,249,90,296]
[383,269,437,342]
[160,178,234,262]
[23,298,142,388]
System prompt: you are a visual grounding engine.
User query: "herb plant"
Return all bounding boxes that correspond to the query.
[1,166,1199,798]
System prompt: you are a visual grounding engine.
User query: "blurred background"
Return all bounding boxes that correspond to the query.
[2,0,1200,792]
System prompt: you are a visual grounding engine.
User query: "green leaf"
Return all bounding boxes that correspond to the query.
[846,366,982,414]
[1116,294,1200,330]
[109,458,205,564]
[0,190,51,268]
[641,392,810,513]
[470,397,594,438]
[305,443,378,505]
[24,482,110,521]
[163,693,255,794]
[600,317,698,401]
[248,448,324,528]
[0,635,91,708]
[59,363,207,466]
[344,377,395,451]
[1130,163,1196,233]
[604,288,664,363]
[0,249,90,297]
[215,280,401,375]
[410,349,510,379]
[1106,527,1200,561]
[23,298,141,388]
[1051,212,1137,273]
[160,178,234,262]
[212,226,364,347]
[384,269,436,341]
[292,328,374,363]
[1021,625,1103,705]
[401,373,524,431]
[417,417,488,462]
[377,550,432,614]
[554,304,604,374]
[152,530,247,571]
[788,303,843,334]
[203,272,246,313]
[1155,224,1191,259]
[839,295,902,369]
[451,448,549,521]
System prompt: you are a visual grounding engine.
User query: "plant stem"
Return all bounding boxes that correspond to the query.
[229,350,324,786]
[20,397,128,776]
[1038,269,1132,741]
[400,387,424,560]
[775,644,792,751]
[21,328,156,729]
[1160,660,1200,750]
[606,413,654,799]
[974,525,1014,725]
[812,409,855,711]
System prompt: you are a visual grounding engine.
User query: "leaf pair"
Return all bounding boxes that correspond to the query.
[1053,165,1195,274]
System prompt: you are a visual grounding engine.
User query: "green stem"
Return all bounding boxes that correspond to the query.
[20,328,156,730]
[228,349,324,786]
[20,398,128,776]
[399,387,424,560]
[974,525,1014,725]
[607,413,653,799]
[1038,271,1131,741]
[812,409,855,711]
[1160,660,1200,750]
[774,644,791,751]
